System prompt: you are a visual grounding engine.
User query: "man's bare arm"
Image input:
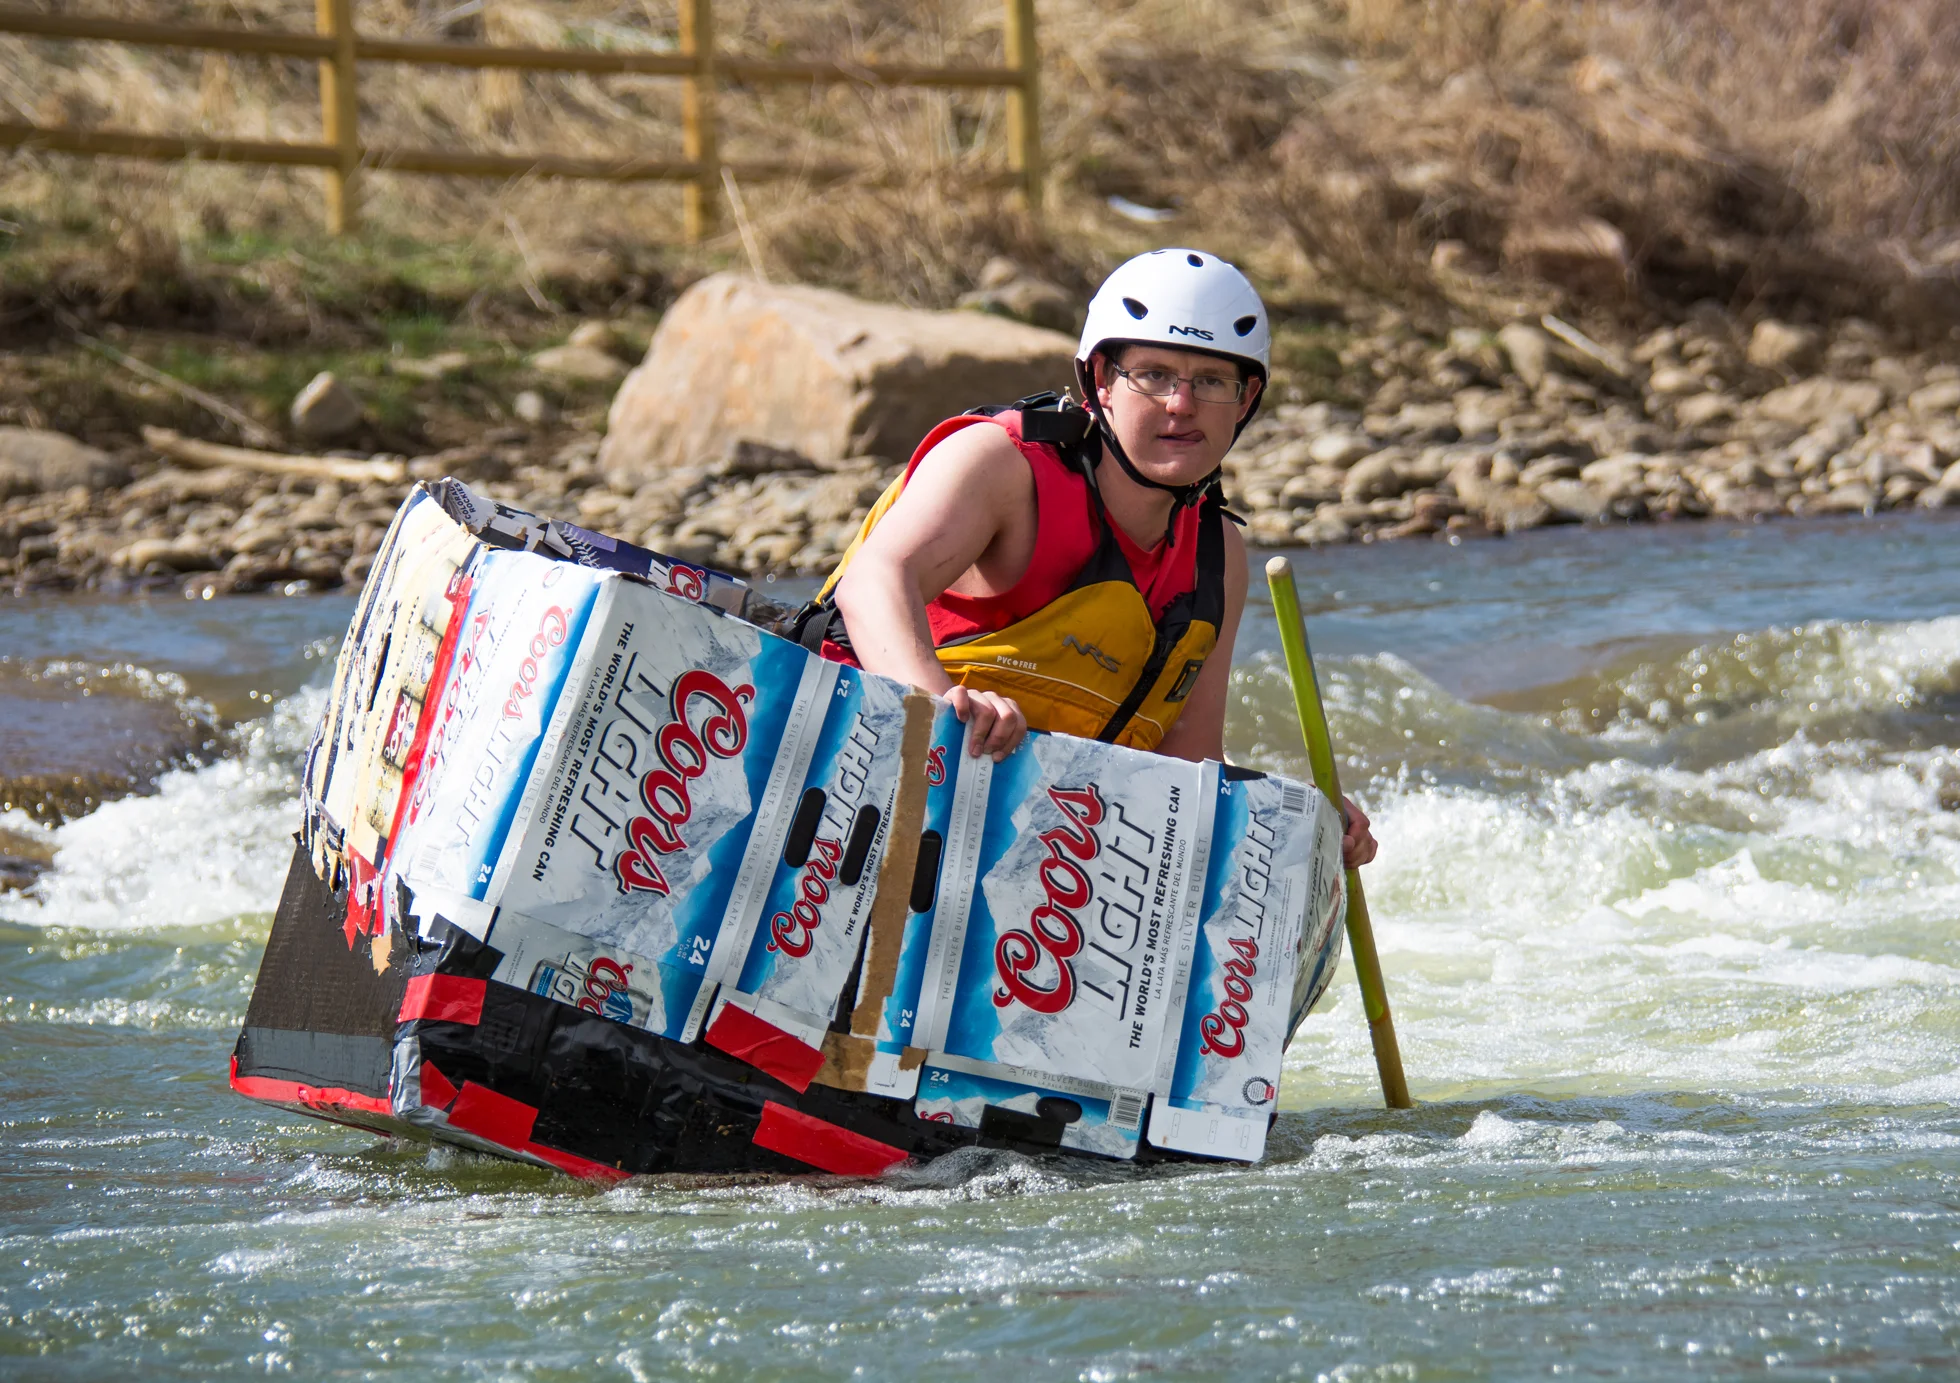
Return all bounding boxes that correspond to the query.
[831,424,1032,757]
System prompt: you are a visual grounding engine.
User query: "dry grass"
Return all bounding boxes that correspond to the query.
[4,0,1960,339]
[1265,0,1960,334]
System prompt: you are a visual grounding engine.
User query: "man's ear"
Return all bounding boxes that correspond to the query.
[1237,373,1265,424]
[1091,351,1117,411]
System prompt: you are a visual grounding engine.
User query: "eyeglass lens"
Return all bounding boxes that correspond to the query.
[1120,366,1243,404]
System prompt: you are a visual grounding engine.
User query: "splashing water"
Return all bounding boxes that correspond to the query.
[1225,648,1960,1111]
[3,517,1958,1378]
[1,686,324,936]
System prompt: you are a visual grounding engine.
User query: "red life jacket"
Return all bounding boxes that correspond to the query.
[797,408,1226,751]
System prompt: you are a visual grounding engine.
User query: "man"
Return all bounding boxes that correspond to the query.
[794,248,1376,868]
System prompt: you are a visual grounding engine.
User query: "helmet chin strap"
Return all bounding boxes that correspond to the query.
[1073,358,1217,512]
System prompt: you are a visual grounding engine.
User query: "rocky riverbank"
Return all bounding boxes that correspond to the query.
[6,308,1960,599]
[1225,314,1960,545]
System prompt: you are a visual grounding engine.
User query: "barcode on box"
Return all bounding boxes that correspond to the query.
[1109,1090,1145,1132]
[1280,783,1308,815]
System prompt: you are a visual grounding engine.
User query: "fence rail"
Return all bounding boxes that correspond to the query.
[0,0,1041,237]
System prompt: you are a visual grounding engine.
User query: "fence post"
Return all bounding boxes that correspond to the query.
[1003,0,1040,210]
[680,0,718,242]
[478,0,522,133]
[316,0,359,233]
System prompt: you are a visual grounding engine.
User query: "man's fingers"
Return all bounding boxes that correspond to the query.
[963,698,998,756]
[958,691,1023,759]
[1340,795,1377,868]
[983,698,1026,759]
[948,686,992,755]
[947,688,1028,758]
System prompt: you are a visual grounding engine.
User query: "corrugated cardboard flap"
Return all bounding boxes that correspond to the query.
[811,689,934,1091]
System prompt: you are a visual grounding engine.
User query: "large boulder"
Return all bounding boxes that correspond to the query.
[600,274,1077,490]
[0,427,130,498]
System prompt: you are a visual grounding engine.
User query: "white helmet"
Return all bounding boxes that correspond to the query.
[1072,248,1270,502]
[1076,248,1271,383]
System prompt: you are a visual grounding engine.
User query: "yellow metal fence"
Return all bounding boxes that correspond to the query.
[0,0,1041,238]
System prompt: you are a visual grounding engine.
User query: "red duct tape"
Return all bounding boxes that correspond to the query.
[448,1080,538,1148]
[399,974,486,1026]
[752,1100,907,1176]
[521,1140,632,1184]
[419,1060,460,1111]
[229,1054,392,1116]
[231,1058,625,1183]
[704,1003,825,1092]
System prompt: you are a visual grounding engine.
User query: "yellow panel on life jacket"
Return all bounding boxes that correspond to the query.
[933,574,1221,750]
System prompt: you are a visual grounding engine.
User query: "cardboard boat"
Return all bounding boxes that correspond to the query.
[230,481,1347,1179]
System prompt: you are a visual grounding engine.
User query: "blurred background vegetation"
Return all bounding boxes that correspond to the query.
[4,0,1958,442]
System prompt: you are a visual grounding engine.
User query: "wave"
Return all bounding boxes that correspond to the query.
[0,685,325,933]
[1274,728,1960,1101]
[1231,611,1960,775]
[1225,615,1960,1105]
[1582,614,1960,737]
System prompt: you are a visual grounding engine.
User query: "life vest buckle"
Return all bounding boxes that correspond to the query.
[1011,391,1093,448]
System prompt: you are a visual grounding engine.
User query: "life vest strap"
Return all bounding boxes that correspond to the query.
[787,600,848,658]
[1094,496,1226,743]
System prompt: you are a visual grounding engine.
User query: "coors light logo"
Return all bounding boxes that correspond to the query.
[610,669,754,897]
[991,783,1161,1021]
[1198,813,1278,1058]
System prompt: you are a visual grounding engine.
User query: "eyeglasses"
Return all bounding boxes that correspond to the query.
[1109,363,1248,405]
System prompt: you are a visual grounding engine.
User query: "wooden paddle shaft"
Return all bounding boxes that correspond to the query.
[1265,556,1414,1110]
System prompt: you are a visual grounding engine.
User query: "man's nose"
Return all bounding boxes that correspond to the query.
[1163,382,1199,415]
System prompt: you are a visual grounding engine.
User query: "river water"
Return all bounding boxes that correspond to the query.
[4,515,1958,1379]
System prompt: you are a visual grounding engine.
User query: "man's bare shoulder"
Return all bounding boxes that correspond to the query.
[883,419,1037,544]
[908,416,1034,494]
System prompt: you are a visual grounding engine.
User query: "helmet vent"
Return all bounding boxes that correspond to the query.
[1186,253,1204,267]
[1234,314,1258,336]
[1122,297,1149,320]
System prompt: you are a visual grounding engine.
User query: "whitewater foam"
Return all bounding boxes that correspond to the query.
[0,686,325,933]
[1252,619,1960,1107]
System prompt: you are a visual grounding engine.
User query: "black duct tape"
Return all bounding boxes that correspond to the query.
[234,845,1209,1176]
